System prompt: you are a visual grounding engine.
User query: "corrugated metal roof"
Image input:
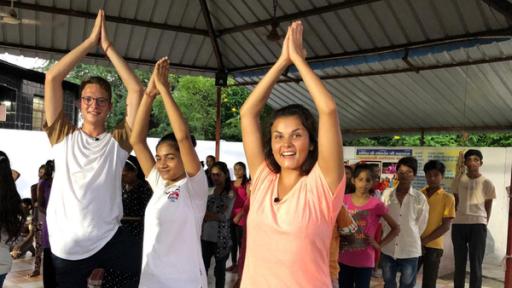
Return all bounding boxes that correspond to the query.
[236,41,512,133]
[1,0,511,132]
[2,0,510,71]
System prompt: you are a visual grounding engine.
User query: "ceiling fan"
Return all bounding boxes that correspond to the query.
[0,0,39,25]
[266,0,281,42]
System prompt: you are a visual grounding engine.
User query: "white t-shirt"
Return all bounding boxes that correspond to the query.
[44,112,131,260]
[453,174,496,224]
[139,167,208,288]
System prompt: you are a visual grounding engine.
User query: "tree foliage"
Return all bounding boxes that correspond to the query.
[345,133,512,147]
[42,62,272,140]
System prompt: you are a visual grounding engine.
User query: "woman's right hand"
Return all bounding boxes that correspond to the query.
[144,74,158,99]
[277,26,292,66]
[87,10,103,45]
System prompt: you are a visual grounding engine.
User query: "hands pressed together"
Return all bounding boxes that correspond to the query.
[278,21,307,66]
[88,10,112,53]
[145,57,171,99]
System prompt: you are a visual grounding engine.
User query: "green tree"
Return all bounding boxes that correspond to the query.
[345,133,512,147]
[150,76,272,141]
[41,62,267,140]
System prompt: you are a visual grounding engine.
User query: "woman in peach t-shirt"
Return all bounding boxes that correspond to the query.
[239,21,346,288]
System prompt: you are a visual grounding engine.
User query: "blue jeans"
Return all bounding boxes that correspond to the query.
[381,253,419,288]
[0,273,6,287]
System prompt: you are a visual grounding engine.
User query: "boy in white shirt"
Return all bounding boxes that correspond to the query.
[380,156,429,288]
[43,10,142,287]
[451,149,495,288]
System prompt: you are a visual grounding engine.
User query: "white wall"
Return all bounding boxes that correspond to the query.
[1,129,510,275]
[0,128,249,198]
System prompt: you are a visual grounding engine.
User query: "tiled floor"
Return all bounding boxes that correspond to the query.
[4,255,505,287]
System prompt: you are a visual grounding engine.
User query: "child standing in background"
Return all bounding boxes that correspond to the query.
[339,164,400,288]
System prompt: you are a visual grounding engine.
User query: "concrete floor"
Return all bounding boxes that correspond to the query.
[3,254,505,287]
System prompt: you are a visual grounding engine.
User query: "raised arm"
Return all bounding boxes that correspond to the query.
[100,12,143,128]
[239,27,292,175]
[44,10,102,126]
[129,73,157,177]
[154,58,201,177]
[288,21,344,192]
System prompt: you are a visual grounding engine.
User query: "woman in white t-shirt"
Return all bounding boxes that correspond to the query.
[130,58,208,287]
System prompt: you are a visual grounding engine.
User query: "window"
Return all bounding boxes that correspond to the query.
[32,95,44,130]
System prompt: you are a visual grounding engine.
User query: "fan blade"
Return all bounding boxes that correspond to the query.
[21,19,40,25]
[0,16,20,24]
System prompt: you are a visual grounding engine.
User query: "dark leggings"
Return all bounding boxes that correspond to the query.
[42,248,57,288]
[51,226,140,288]
[339,263,373,288]
[229,222,243,265]
[202,240,229,288]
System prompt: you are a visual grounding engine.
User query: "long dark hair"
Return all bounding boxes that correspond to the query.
[264,104,318,175]
[43,160,55,181]
[212,161,232,195]
[234,162,249,187]
[0,151,24,243]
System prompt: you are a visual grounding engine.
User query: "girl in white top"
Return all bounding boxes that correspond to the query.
[131,58,208,287]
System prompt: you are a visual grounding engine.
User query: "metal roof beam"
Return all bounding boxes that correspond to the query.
[229,28,512,74]
[217,0,382,36]
[198,0,224,70]
[0,0,209,36]
[481,0,512,22]
[231,54,512,86]
[0,42,217,73]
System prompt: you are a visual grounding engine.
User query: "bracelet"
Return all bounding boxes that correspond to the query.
[104,43,112,54]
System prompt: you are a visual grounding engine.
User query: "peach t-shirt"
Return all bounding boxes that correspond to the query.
[241,162,345,288]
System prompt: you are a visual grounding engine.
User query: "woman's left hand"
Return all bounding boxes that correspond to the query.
[288,21,307,64]
[154,57,171,93]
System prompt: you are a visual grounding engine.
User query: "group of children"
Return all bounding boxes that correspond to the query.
[0,8,497,288]
[336,150,495,288]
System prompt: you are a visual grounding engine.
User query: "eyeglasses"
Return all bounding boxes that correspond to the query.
[81,96,110,107]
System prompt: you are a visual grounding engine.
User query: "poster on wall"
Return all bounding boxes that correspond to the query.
[412,147,461,191]
[355,149,412,191]
[355,147,462,192]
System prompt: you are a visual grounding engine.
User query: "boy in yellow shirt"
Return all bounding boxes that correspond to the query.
[419,160,455,288]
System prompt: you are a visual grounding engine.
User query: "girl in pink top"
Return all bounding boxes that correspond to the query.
[239,21,346,287]
[227,162,249,273]
[339,164,399,288]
